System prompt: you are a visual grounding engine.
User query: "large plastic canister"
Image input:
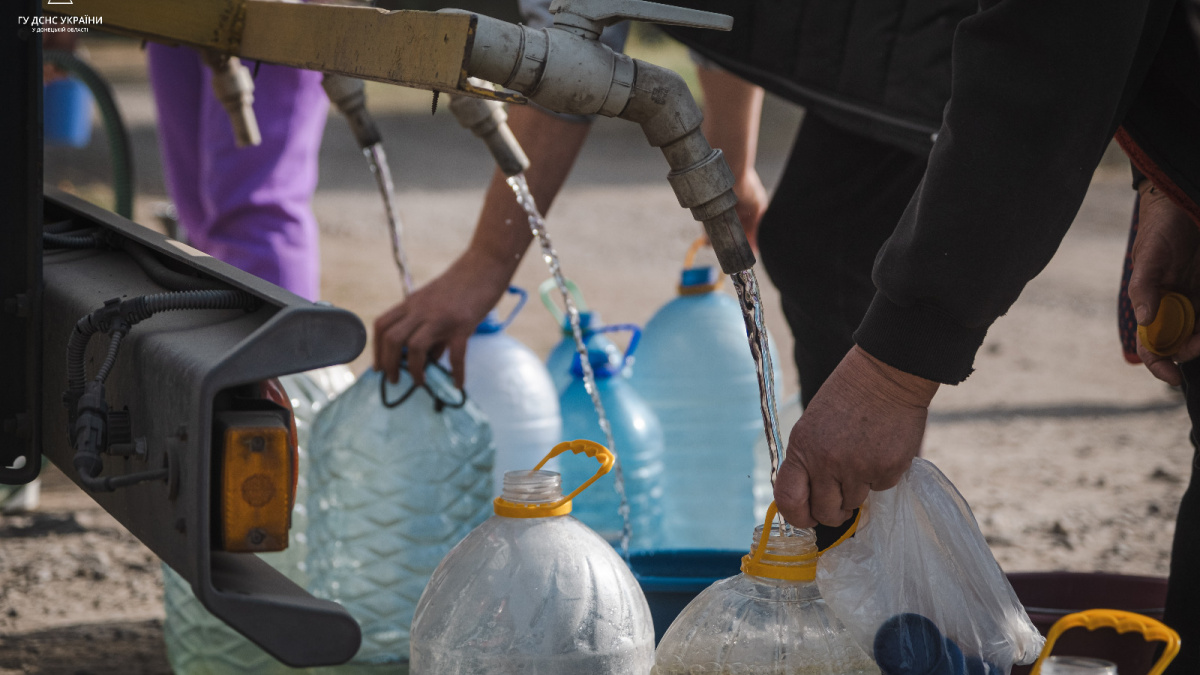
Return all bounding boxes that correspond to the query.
[629,238,783,549]
[456,286,561,497]
[652,502,878,674]
[410,440,655,674]
[305,365,495,668]
[162,366,355,675]
[540,277,623,393]
[559,324,663,550]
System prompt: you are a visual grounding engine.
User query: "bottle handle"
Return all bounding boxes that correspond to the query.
[1029,609,1180,675]
[493,439,614,518]
[378,360,468,412]
[590,323,642,371]
[491,286,528,332]
[539,277,586,327]
[740,501,860,581]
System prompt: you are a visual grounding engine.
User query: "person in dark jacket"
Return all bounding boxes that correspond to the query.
[769,1,1200,671]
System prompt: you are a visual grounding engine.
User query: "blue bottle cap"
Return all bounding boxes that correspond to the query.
[570,348,619,379]
[561,310,598,336]
[681,265,715,289]
[475,310,506,334]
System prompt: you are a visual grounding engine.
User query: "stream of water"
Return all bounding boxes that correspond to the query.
[731,270,786,530]
[364,143,414,296]
[507,173,633,562]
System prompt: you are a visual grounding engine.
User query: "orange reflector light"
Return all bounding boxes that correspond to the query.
[215,411,294,553]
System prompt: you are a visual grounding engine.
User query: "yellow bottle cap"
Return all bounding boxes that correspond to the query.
[492,440,613,519]
[1138,292,1195,357]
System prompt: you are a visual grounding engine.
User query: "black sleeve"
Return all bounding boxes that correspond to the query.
[853,0,1176,384]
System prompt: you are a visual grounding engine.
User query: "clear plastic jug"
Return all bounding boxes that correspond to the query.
[410,440,655,674]
[456,286,562,497]
[653,502,878,675]
[540,277,623,393]
[559,324,663,550]
[162,366,354,675]
[629,238,784,549]
[306,365,495,667]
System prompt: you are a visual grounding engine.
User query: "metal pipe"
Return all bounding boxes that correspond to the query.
[448,80,530,177]
[459,10,755,273]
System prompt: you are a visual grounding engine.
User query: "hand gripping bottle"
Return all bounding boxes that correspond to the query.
[653,502,878,675]
[409,440,655,674]
[162,366,355,675]
[629,237,783,550]
[305,364,495,668]
[559,324,664,550]
[458,286,562,497]
[541,278,623,393]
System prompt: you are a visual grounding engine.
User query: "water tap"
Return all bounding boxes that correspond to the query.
[453,0,755,273]
[322,74,382,150]
[202,51,261,148]
[448,79,530,177]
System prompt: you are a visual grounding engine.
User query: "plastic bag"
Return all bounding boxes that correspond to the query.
[816,458,1044,675]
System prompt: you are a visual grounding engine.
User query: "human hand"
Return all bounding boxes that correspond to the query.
[774,346,939,527]
[373,248,512,388]
[734,168,768,252]
[1127,181,1200,385]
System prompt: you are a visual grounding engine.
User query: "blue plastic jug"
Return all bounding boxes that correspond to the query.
[540,278,623,393]
[162,367,355,675]
[559,325,663,550]
[44,76,93,148]
[629,239,784,550]
[457,287,561,497]
[305,365,495,668]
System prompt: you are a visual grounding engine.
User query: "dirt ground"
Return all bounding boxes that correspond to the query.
[8,36,1194,673]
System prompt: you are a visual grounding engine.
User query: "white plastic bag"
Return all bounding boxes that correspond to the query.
[816,458,1044,675]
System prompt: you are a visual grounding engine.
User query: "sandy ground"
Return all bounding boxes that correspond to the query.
[7,36,1194,673]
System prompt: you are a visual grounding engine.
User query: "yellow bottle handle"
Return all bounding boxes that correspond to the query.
[1029,609,1180,675]
[493,439,614,518]
[679,235,724,295]
[740,501,860,582]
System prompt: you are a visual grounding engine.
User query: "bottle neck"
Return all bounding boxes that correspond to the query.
[743,523,818,582]
[500,470,563,504]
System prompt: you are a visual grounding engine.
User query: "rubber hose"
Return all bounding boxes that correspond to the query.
[43,50,135,219]
[120,239,231,291]
[43,232,104,249]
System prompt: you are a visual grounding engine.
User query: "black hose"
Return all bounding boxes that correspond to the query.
[119,240,232,291]
[65,289,259,492]
[43,50,135,219]
[43,232,106,249]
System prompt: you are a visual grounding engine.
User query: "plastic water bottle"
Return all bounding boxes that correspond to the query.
[652,502,877,674]
[752,394,801,523]
[540,277,623,393]
[305,365,495,668]
[559,325,663,550]
[629,240,784,550]
[410,440,655,674]
[162,366,354,675]
[456,286,561,497]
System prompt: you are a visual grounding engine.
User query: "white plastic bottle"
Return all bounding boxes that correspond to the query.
[410,440,655,674]
[457,286,562,497]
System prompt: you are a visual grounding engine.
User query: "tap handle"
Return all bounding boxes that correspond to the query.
[549,0,732,33]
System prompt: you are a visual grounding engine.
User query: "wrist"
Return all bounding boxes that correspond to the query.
[844,345,940,409]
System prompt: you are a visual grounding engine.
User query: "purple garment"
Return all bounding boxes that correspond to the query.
[147,44,328,301]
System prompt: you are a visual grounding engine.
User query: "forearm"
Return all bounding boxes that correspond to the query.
[697,64,763,183]
[465,104,592,275]
[857,0,1172,384]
